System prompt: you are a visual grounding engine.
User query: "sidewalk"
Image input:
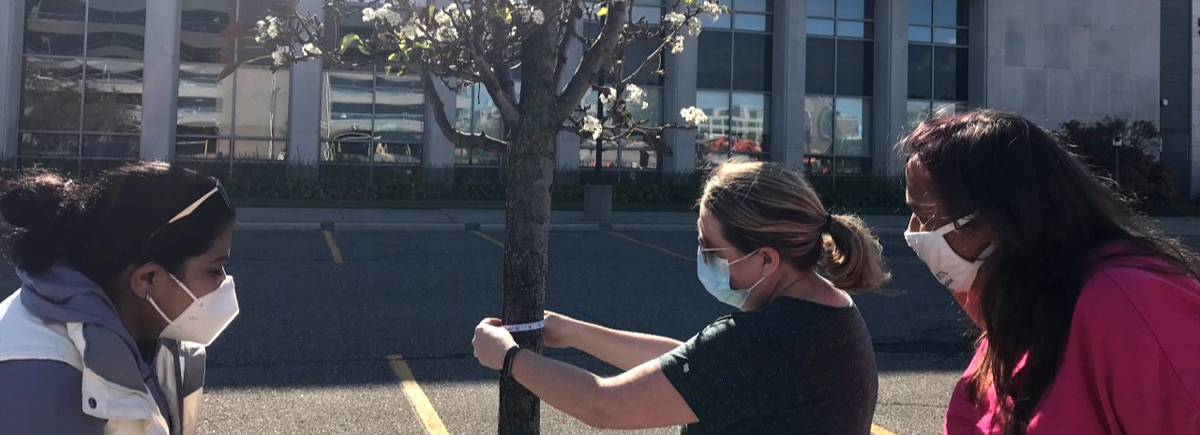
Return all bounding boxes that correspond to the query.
[235,207,1200,236]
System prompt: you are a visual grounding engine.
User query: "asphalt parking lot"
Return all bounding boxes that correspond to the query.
[1,230,1195,435]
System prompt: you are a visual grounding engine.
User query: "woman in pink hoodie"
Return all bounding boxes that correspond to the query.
[900,110,1200,435]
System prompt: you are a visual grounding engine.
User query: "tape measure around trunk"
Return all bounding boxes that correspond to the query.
[502,320,545,333]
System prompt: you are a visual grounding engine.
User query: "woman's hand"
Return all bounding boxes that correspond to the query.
[472,318,516,370]
[543,311,581,349]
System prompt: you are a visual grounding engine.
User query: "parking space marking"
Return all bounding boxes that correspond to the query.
[606,231,693,262]
[472,230,504,248]
[387,355,451,435]
[322,230,344,263]
[872,424,901,435]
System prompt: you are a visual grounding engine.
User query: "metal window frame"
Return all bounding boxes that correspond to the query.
[803,0,876,175]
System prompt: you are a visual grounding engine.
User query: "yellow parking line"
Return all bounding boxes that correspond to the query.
[322,230,344,263]
[387,355,451,435]
[606,231,693,262]
[472,230,504,248]
[872,424,900,435]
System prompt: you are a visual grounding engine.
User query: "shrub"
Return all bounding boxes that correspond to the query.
[1059,117,1176,207]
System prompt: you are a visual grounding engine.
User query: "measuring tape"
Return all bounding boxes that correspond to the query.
[502,320,545,333]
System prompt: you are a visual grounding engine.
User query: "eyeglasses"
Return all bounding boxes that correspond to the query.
[145,183,231,246]
[698,247,731,267]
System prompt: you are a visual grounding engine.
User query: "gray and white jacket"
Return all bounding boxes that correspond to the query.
[0,264,207,435]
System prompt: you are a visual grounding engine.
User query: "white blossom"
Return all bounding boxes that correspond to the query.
[256,15,280,42]
[626,84,647,109]
[599,87,616,105]
[436,25,459,42]
[435,10,453,27]
[446,3,461,18]
[531,9,545,25]
[271,46,292,66]
[664,12,685,25]
[700,1,723,20]
[686,16,702,36]
[400,23,426,39]
[669,34,685,53]
[363,4,403,26]
[302,42,322,56]
[361,7,377,21]
[515,5,545,25]
[680,106,708,125]
[581,115,603,140]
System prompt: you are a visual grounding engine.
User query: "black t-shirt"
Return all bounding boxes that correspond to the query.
[659,297,878,435]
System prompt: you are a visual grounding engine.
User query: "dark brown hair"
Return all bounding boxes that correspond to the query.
[1,162,236,293]
[902,110,1200,434]
[700,161,890,292]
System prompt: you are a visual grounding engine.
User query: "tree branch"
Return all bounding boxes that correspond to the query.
[554,0,629,120]
[420,68,506,154]
[554,1,580,89]
[469,38,521,128]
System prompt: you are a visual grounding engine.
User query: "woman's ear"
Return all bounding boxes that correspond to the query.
[128,263,164,300]
[759,247,782,277]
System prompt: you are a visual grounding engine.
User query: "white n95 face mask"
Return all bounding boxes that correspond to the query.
[148,275,240,346]
[904,216,995,294]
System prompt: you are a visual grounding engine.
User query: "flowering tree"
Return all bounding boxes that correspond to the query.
[236,1,719,432]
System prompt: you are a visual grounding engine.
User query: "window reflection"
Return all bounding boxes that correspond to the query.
[83,60,143,134]
[177,63,233,136]
[22,57,84,132]
[23,0,88,56]
[805,0,873,174]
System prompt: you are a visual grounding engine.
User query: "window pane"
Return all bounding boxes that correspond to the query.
[907,44,933,99]
[908,25,932,42]
[180,0,234,63]
[235,0,274,63]
[736,0,770,12]
[323,140,371,162]
[474,87,505,139]
[626,40,665,86]
[22,57,83,132]
[86,0,147,60]
[82,134,138,157]
[374,143,422,164]
[455,86,474,132]
[807,0,835,17]
[83,60,142,134]
[696,32,733,89]
[695,91,730,156]
[807,19,835,35]
[732,33,772,91]
[804,95,834,155]
[24,0,87,56]
[933,0,958,27]
[20,133,78,156]
[835,40,873,96]
[836,0,867,19]
[933,27,960,45]
[731,93,768,154]
[632,6,662,24]
[833,98,869,156]
[178,63,232,136]
[702,13,732,29]
[837,21,865,38]
[932,46,967,101]
[910,0,933,25]
[234,67,290,137]
[374,74,425,143]
[805,155,833,175]
[324,72,374,140]
[234,139,286,160]
[805,38,835,94]
[956,0,971,26]
[734,14,769,31]
[627,87,663,124]
[906,100,933,130]
[176,137,230,159]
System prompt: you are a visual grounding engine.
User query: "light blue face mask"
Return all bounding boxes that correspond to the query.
[696,247,768,309]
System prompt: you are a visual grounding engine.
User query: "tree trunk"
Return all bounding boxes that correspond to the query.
[498,2,561,434]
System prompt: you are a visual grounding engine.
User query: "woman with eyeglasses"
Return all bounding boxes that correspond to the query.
[0,163,238,435]
[901,110,1200,435]
[471,161,889,434]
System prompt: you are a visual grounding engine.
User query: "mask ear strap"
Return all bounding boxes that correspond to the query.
[169,274,200,301]
[147,296,172,323]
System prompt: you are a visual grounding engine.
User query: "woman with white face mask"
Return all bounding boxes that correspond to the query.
[472,161,890,434]
[902,110,1200,435]
[0,163,238,435]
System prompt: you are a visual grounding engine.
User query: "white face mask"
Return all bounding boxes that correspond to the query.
[904,215,995,294]
[148,274,240,346]
[697,247,768,309]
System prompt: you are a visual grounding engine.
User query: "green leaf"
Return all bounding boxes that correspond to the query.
[394,64,407,77]
[388,52,400,62]
[503,7,512,23]
[429,5,436,16]
[356,43,370,56]
[413,41,432,49]
[385,65,393,76]
[682,0,696,5]
[597,6,608,17]
[339,33,362,54]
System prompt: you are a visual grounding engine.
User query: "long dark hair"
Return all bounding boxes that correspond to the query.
[902,110,1200,434]
[1,162,236,295]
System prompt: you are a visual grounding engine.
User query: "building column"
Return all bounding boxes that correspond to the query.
[1192,0,1200,199]
[286,0,324,177]
[874,0,909,178]
[139,0,182,161]
[0,0,25,162]
[770,0,805,170]
[662,9,699,179]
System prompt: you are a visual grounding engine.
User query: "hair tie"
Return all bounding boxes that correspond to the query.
[820,214,833,234]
